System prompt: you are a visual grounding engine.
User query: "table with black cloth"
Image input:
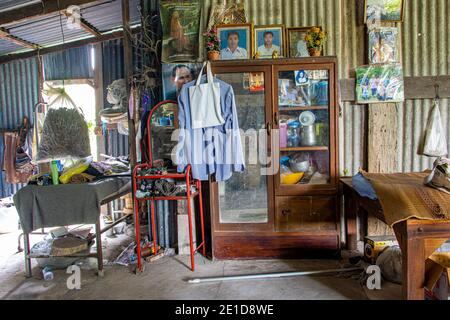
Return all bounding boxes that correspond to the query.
[13,176,131,277]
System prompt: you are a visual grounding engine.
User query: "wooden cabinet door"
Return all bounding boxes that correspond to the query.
[210,65,275,232]
[273,62,339,196]
[275,196,337,232]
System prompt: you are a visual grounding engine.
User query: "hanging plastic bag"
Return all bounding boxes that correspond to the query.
[422,99,448,157]
[36,86,91,161]
[207,0,247,30]
[188,61,224,129]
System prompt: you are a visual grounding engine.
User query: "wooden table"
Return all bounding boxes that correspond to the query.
[341,178,450,300]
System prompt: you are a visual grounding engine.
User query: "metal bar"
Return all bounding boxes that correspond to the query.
[29,253,98,259]
[185,166,195,271]
[188,267,364,284]
[133,185,142,270]
[150,200,157,256]
[95,219,103,276]
[23,233,32,278]
[99,213,129,235]
[197,180,206,256]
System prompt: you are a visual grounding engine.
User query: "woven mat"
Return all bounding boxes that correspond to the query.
[361,171,450,226]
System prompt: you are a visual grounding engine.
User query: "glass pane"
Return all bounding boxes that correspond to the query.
[278,69,331,186]
[150,101,177,162]
[215,72,268,224]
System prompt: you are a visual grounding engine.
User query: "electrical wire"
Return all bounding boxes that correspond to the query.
[57,0,66,88]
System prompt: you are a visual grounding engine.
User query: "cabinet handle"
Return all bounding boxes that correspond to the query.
[266,122,272,136]
[282,209,291,216]
[274,112,279,126]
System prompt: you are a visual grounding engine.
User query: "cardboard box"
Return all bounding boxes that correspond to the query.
[425,252,450,300]
[364,236,398,264]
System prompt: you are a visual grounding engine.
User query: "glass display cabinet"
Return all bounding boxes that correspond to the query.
[210,58,339,259]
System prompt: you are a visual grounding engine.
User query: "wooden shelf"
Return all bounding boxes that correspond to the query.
[278,105,328,111]
[280,146,329,152]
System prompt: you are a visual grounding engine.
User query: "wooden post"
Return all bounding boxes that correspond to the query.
[122,0,138,238]
[366,21,402,236]
[367,103,398,173]
[93,43,106,162]
[122,0,137,168]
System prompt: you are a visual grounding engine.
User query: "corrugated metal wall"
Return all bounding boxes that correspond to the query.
[1,0,448,199]
[102,38,129,157]
[200,0,449,174]
[397,0,450,172]
[43,45,94,80]
[0,57,39,197]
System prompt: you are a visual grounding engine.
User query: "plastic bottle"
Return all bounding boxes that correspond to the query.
[50,160,59,185]
[42,266,54,281]
[279,122,287,148]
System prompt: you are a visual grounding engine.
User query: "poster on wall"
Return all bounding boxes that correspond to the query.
[365,0,405,23]
[160,0,201,63]
[368,27,398,64]
[162,63,203,100]
[355,64,404,104]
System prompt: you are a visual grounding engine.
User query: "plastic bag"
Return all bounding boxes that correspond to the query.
[36,86,91,161]
[424,157,450,194]
[376,246,402,284]
[207,0,247,30]
[422,100,448,157]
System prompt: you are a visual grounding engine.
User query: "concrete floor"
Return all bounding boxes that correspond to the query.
[0,230,400,300]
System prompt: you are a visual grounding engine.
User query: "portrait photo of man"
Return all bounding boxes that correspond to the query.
[257,31,280,57]
[162,63,201,100]
[217,24,252,60]
[254,25,285,58]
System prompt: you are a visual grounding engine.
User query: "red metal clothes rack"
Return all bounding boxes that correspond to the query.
[132,101,206,272]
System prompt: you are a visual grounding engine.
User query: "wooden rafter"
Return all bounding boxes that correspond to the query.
[0,26,140,64]
[0,0,100,26]
[61,9,102,37]
[0,28,40,49]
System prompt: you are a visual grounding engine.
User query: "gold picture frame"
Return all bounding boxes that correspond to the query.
[216,23,254,60]
[286,27,322,58]
[364,0,405,23]
[253,24,286,59]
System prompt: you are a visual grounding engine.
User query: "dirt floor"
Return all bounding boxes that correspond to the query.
[0,229,401,300]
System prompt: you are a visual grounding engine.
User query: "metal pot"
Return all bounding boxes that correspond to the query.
[300,125,317,146]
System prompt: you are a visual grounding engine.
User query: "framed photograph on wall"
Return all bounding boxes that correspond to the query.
[159,0,201,63]
[253,24,285,58]
[162,63,203,100]
[365,0,405,23]
[355,64,404,104]
[216,23,253,60]
[286,27,320,58]
[368,27,398,64]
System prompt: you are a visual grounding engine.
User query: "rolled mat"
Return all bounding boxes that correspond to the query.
[69,173,96,184]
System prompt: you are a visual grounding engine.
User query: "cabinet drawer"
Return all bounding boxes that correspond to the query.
[275,196,337,232]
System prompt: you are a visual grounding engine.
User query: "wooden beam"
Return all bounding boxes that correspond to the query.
[0,28,40,49]
[339,76,450,101]
[62,9,102,37]
[0,0,99,26]
[0,26,140,64]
